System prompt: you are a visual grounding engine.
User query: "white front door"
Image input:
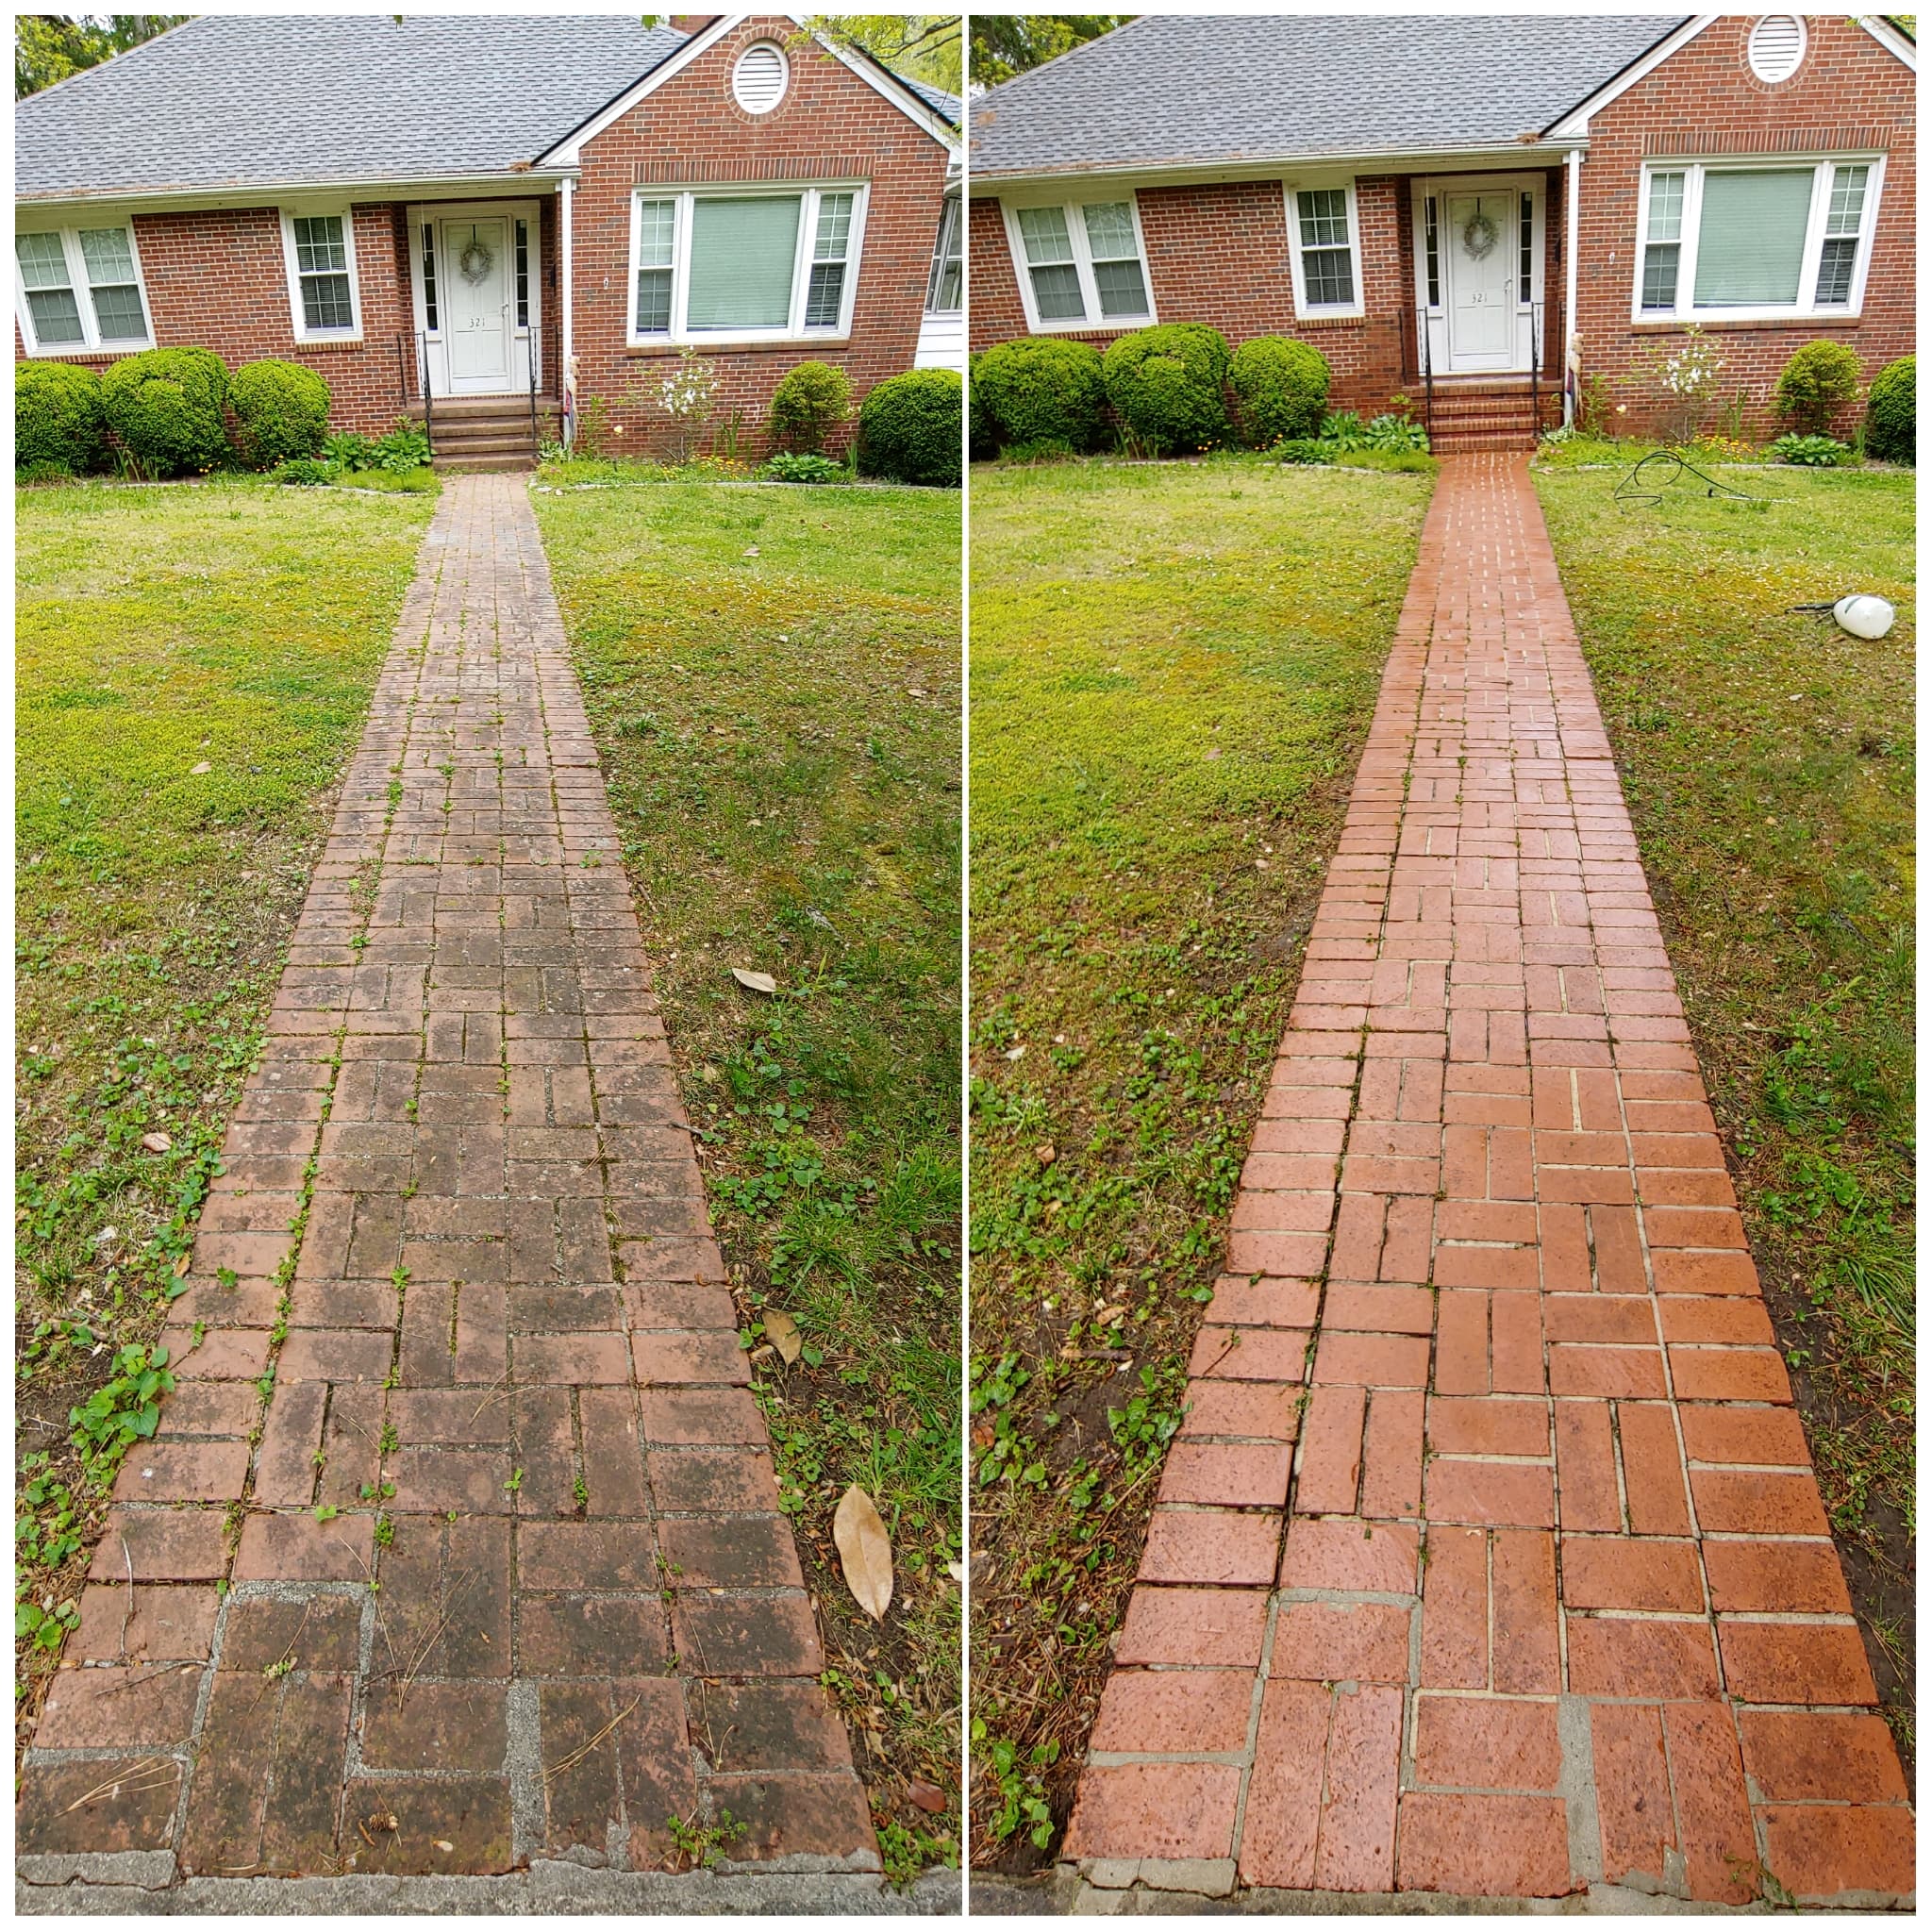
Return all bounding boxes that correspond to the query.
[441,216,512,393]
[1442,191,1516,373]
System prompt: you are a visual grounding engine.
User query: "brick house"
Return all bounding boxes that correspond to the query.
[969,15,1914,450]
[16,13,961,467]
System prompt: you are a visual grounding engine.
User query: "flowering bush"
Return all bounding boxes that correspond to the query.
[1629,325,1726,445]
[651,346,721,462]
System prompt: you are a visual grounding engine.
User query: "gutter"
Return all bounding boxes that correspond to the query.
[967,137,1589,195]
[16,170,578,219]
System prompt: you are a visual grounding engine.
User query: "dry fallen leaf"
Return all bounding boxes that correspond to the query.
[730,967,778,995]
[190,761,211,775]
[909,1779,946,1814]
[832,1482,893,1623]
[944,1559,965,1586]
[763,1308,802,1365]
[433,1840,455,1853]
[141,1132,173,1155]
[1092,1304,1126,1328]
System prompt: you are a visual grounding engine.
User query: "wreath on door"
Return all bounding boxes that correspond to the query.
[1461,209,1499,260]
[457,227,495,285]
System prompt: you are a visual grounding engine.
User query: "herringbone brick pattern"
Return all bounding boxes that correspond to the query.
[17,475,876,1881]
[1063,457,1912,1907]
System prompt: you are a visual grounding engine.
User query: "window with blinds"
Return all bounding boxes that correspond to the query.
[15,224,152,354]
[628,185,866,342]
[290,213,357,334]
[925,197,962,314]
[1634,157,1883,319]
[1291,184,1360,315]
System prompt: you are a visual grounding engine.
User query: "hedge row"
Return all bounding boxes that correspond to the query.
[16,348,331,478]
[972,325,1332,456]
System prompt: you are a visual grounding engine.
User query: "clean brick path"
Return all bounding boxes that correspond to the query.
[18,476,875,1883]
[1063,457,1912,1907]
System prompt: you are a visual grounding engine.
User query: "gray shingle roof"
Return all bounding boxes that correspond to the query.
[970,14,1690,179]
[18,14,693,201]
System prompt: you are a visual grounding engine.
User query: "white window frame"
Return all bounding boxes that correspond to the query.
[625,181,870,348]
[13,221,155,357]
[998,191,1157,335]
[278,205,363,343]
[1630,154,1887,325]
[1283,177,1365,321]
[925,194,962,317]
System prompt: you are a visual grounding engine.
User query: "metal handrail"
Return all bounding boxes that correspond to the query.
[1529,301,1541,443]
[419,332,435,458]
[528,345,539,454]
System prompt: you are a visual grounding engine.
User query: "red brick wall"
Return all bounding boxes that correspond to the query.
[572,14,951,458]
[1573,15,1914,441]
[15,203,422,434]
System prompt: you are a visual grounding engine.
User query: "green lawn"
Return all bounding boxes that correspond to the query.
[531,475,963,1880]
[15,475,436,1719]
[1536,458,1916,1757]
[966,456,1433,1864]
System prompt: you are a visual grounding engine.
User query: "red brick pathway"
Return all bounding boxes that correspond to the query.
[1062,457,1912,1907]
[18,475,876,1882]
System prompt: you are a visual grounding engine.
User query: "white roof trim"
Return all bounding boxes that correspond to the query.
[1542,16,1713,139]
[1857,14,1917,70]
[535,13,957,168]
[17,172,574,218]
[970,141,1581,196]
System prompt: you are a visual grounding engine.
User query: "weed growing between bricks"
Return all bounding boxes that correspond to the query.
[531,477,964,1883]
[1534,460,1916,1767]
[966,458,1431,1867]
[15,477,435,1750]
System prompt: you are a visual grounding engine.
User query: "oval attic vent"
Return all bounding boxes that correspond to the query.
[1747,15,1807,84]
[733,42,789,114]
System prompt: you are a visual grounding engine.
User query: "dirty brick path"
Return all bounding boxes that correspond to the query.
[1063,457,1912,1907]
[18,475,877,1886]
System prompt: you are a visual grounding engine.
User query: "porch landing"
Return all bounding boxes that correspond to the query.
[1058,456,1912,1908]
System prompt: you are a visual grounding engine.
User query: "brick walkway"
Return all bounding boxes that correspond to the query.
[18,475,876,1883]
[1063,458,1912,1907]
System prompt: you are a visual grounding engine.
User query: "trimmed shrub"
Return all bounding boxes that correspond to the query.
[1101,323,1231,454]
[230,358,331,468]
[967,352,996,461]
[16,360,105,474]
[100,346,229,476]
[856,369,961,488]
[1774,338,1862,435]
[1228,335,1329,446]
[1865,354,1914,465]
[768,359,853,453]
[973,336,1107,452]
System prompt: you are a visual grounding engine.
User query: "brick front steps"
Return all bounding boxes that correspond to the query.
[1424,377,1561,455]
[15,475,876,1887]
[1059,457,1912,1909]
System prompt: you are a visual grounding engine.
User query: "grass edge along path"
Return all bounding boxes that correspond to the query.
[15,475,438,1745]
[531,475,964,1883]
[1533,458,1915,1768]
[965,456,1434,1868]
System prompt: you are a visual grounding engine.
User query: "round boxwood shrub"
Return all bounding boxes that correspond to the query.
[1774,338,1863,435]
[856,369,961,487]
[229,358,331,468]
[1101,323,1232,454]
[100,345,230,476]
[973,336,1108,452]
[768,358,853,453]
[1228,335,1330,447]
[967,352,996,461]
[1865,354,1914,465]
[16,360,105,475]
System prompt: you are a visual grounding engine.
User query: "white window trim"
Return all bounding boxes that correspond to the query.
[998,191,1157,335]
[278,205,363,343]
[14,221,154,357]
[1283,177,1365,321]
[625,181,870,348]
[1630,153,1887,325]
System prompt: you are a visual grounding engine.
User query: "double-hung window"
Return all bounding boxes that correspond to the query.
[627,184,867,345]
[15,224,152,355]
[281,208,361,340]
[1003,196,1153,331]
[1635,157,1883,321]
[1286,183,1362,318]
[925,196,962,314]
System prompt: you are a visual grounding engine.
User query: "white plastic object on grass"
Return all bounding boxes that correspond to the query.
[1834,594,1896,640]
